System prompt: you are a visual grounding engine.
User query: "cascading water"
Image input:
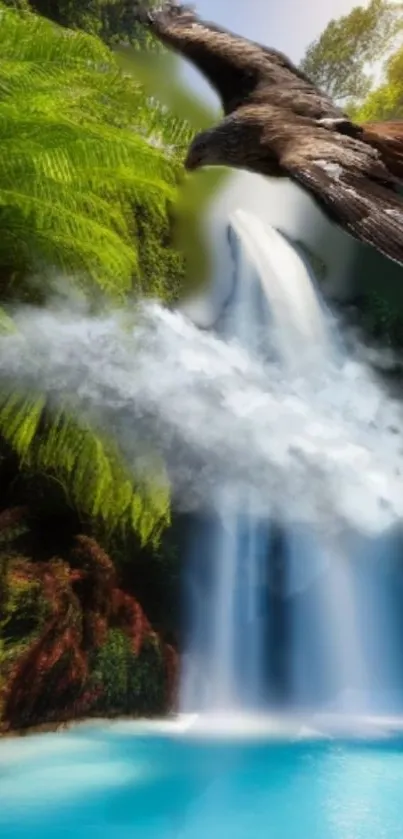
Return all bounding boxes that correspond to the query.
[180,208,356,715]
[180,206,403,718]
[1,185,403,723]
[180,211,276,713]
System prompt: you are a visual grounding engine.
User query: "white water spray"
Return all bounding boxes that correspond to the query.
[180,207,375,714]
[3,297,402,538]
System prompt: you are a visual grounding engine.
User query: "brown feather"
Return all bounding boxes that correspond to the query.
[143,3,346,120]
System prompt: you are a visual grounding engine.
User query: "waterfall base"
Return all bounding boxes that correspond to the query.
[75,714,403,742]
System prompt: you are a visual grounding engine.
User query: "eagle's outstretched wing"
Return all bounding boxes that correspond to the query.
[280,130,403,265]
[140,3,340,117]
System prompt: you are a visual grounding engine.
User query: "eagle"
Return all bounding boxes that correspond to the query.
[137,2,403,266]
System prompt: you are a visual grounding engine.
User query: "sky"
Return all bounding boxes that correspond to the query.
[183,0,367,99]
[196,0,366,62]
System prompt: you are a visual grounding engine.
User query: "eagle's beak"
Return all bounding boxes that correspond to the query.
[184,149,198,171]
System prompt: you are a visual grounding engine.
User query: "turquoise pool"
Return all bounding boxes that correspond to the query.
[1,722,403,838]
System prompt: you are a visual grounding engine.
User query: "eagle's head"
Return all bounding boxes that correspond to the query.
[184,118,272,174]
[184,128,230,172]
[185,123,243,172]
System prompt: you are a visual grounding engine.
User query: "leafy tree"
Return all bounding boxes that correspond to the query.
[301,0,403,103]
[4,0,156,45]
[352,43,403,121]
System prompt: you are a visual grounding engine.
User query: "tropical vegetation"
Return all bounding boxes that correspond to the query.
[300,0,403,113]
[0,0,194,545]
[0,0,191,729]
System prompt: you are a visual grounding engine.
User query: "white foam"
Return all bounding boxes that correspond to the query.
[0,294,402,540]
[53,713,403,742]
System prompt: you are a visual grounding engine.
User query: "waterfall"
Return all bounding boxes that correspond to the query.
[2,186,403,722]
[180,207,333,713]
[180,205,403,718]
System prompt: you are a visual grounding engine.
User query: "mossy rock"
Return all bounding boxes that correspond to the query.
[90,628,166,716]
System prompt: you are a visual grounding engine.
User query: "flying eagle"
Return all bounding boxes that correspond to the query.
[138,3,403,266]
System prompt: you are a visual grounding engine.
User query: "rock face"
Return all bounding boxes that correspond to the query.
[0,515,178,733]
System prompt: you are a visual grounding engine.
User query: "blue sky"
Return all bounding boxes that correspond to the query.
[183,0,366,99]
[195,0,365,61]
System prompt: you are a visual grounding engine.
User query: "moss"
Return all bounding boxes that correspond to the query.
[90,629,129,711]
[133,201,186,306]
[129,637,166,715]
[90,629,166,716]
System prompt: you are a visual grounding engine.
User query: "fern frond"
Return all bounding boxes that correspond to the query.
[0,3,198,545]
[0,393,170,546]
[0,2,185,298]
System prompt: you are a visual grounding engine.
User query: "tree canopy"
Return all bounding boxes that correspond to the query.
[3,0,154,44]
[352,42,403,121]
[301,0,403,104]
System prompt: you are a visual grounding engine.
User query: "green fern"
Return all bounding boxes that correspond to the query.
[0,2,188,299]
[0,393,170,545]
[0,4,195,545]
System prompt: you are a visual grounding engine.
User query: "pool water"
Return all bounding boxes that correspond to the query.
[1,723,403,838]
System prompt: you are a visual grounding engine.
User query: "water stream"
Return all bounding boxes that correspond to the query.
[180,207,403,717]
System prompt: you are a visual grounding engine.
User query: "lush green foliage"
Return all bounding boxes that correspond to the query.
[0,3,195,544]
[352,44,403,121]
[113,46,230,292]
[0,2,190,300]
[0,396,171,544]
[301,0,403,104]
[3,0,154,44]
[91,630,166,715]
